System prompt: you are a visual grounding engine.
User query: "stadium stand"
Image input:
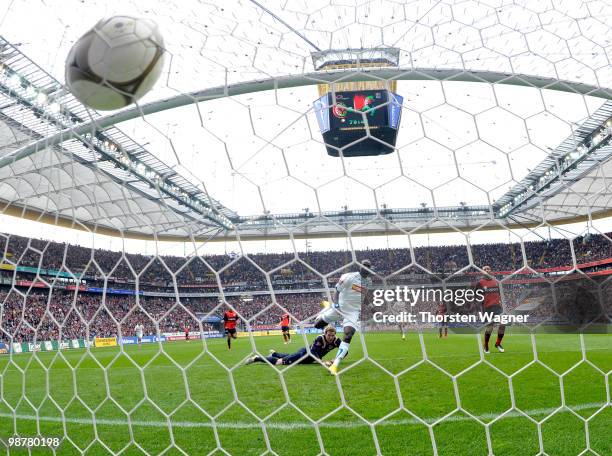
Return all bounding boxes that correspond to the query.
[2,232,610,342]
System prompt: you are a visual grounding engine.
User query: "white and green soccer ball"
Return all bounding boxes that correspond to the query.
[65,15,165,110]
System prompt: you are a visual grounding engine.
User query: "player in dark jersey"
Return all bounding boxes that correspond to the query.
[474,265,505,353]
[184,325,190,342]
[280,312,291,344]
[437,303,448,338]
[223,309,238,350]
[245,326,341,366]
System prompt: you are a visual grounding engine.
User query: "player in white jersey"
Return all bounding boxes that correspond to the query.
[392,301,408,340]
[135,323,144,347]
[314,259,373,375]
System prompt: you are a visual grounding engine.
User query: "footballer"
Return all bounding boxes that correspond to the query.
[223,308,238,350]
[280,312,291,344]
[474,265,505,353]
[135,323,144,347]
[314,259,373,374]
[437,303,448,338]
[246,325,340,366]
[392,301,408,340]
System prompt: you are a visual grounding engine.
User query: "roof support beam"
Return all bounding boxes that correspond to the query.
[2,68,610,172]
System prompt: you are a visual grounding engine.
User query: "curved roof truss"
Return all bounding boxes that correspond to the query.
[1,33,611,240]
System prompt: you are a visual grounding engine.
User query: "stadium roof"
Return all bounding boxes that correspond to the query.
[0,0,611,241]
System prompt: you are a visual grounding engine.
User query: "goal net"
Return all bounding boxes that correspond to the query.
[0,1,610,455]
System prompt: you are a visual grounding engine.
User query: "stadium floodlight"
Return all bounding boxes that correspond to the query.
[34,91,46,105]
[24,85,36,99]
[47,102,60,113]
[7,73,20,88]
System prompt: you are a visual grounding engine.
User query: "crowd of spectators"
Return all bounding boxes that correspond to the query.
[1,231,610,289]
[2,280,609,343]
[1,230,610,343]
[0,288,324,343]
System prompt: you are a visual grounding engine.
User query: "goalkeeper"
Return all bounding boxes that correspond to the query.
[245,326,340,366]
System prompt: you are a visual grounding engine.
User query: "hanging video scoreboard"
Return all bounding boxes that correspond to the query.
[314,89,403,157]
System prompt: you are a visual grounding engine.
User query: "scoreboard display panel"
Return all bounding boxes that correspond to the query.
[330,90,388,130]
[314,89,403,157]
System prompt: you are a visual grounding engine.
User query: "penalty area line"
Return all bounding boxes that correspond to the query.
[0,402,606,430]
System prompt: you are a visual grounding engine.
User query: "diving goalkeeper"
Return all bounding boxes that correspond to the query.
[245,326,340,366]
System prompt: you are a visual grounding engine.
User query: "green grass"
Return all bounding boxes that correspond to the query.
[0,331,610,455]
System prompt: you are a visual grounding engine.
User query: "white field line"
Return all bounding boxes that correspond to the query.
[0,403,607,430]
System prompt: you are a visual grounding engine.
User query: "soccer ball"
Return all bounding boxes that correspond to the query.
[65,16,165,110]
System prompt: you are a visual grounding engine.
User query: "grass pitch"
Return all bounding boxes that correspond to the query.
[0,331,610,455]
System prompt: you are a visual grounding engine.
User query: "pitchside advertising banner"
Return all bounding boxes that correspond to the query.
[94,337,118,347]
[4,339,89,354]
[121,335,166,344]
[236,328,326,337]
[163,331,223,340]
[120,331,224,344]
[237,329,288,338]
[1,332,227,354]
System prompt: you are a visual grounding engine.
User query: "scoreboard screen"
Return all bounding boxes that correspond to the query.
[314,89,403,157]
[330,90,388,131]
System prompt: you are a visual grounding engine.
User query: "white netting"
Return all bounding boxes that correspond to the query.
[0,1,611,455]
